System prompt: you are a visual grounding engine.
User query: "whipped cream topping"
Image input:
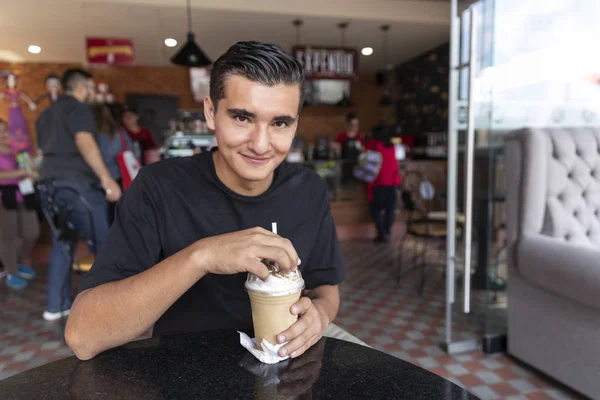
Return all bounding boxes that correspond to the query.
[245,264,304,296]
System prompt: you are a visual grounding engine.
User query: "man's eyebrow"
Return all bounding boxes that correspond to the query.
[273,115,297,124]
[227,108,256,118]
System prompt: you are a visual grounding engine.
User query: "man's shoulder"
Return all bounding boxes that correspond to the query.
[278,162,328,197]
[138,153,210,187]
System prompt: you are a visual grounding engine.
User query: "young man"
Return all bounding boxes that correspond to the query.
[66,41,347,361]
[37,69,122,321]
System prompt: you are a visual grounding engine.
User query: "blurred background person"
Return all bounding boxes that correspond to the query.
[94,104,133,225]
[0,118,40,289]
[36,68,121,321]
[336,112,365,187]
[122,107,156,162]
[367,125,401,243]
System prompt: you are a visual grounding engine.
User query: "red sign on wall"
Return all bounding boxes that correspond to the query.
[86,37,135,66]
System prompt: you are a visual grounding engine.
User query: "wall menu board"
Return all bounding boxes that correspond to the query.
[292,46,358,80]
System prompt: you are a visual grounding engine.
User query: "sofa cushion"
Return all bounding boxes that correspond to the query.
[542,128,600,248]
[517,233,600,310]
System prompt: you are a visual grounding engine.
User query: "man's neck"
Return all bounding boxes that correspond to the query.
[67,92,85,103]
[212,151,273,197]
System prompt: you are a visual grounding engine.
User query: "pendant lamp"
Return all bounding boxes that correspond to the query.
[171,0,211,67]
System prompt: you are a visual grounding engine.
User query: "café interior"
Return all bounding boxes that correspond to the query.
[1,0,600,399]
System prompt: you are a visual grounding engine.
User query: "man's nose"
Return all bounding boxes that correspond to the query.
[247,124,270,154]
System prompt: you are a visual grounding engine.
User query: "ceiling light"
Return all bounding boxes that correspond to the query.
[28,45,41,54]
[171,0,211,67]
[361,47,373,56]
[165,38,178,48]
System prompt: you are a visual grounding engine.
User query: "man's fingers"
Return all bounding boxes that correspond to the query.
[255,245,295,272]
[282,333,318,359]
[290,297,312,316]
[277,314,310,345]
[250,229,300,272]
[247,259,270,280]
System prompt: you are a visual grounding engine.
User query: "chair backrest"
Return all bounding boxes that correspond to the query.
[504,127,600,249]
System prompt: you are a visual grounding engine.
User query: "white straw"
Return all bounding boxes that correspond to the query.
[271,222,278,235]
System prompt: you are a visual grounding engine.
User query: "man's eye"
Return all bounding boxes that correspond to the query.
[234,115,249,123]
[274,121,289,128]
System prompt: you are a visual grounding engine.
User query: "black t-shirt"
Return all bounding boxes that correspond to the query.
[79,151,347,336]
[37,95,98,183]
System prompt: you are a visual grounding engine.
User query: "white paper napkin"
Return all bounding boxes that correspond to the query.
[238,331,289,364]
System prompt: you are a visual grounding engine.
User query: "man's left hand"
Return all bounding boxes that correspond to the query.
[277,297,330,359]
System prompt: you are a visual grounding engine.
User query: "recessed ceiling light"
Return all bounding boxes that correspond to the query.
[28,45,41,54]
[361,47,373,56]
[164,38,178,48]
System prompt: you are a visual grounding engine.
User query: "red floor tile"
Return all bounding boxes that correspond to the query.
[490,382,520,396]
[526,392,553,400]
[457,373,484,388]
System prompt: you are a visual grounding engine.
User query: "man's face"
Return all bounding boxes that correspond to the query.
[348,118,359,133]
[123,112,138,125]
[78,79,97,104]
[204,75,300,183]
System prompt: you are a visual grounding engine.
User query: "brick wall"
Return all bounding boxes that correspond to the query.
[0,62,385,147]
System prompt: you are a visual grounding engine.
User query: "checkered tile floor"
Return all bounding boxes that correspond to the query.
[0,239,588,399]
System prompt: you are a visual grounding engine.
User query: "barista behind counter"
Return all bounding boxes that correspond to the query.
[335,112,365,186]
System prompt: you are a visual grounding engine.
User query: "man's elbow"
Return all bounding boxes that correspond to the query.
[65,321,97,361]
[64,292,99,360]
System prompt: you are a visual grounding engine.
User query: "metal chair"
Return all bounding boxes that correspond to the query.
[395,169,465,296]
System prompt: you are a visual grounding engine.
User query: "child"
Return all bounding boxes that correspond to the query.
[0,118,40,289]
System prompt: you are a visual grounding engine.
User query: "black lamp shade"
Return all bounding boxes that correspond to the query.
[171,33,212,67]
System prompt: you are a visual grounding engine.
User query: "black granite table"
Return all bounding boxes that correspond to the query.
[0,331,477,399]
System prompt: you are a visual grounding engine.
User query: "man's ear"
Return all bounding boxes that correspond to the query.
[204,96,216,131]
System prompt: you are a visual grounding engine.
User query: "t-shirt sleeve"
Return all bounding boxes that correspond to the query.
[78,168,163,292]
[68,104,97,136]
[335,133,346,145]
[302,180,347,289]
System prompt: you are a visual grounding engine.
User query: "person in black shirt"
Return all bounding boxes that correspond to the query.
[36,69,122,322]
[66,41,347,361]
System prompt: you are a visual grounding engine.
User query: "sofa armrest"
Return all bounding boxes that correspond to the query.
[516,233,600,310]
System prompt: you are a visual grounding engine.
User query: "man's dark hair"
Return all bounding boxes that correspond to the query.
[346,112,358,123]
[61,68,93,92]
[45,73,59,83]
[0,118,6,126]
[210,41,305,113]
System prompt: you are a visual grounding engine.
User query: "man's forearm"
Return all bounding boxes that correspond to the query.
[65,245,206,360]
[75,132,112,184]
[305,285,340,325]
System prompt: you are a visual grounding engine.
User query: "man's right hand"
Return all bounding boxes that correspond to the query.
[192,227,300,280]
[101,178,122,202]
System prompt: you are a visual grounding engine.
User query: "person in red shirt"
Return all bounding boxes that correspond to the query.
[336,112,365,186]
[122,108,156,158]
[367,126,401,243]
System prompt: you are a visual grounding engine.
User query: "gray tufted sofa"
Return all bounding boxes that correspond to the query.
[504,127,600,399]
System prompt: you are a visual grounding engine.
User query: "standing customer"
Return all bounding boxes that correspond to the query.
[336,112,365,187]
[94,104,133,225]
[122,107,156,161]
[0,119,40,289]
[367,126,401,243]
[36,69,122,321]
